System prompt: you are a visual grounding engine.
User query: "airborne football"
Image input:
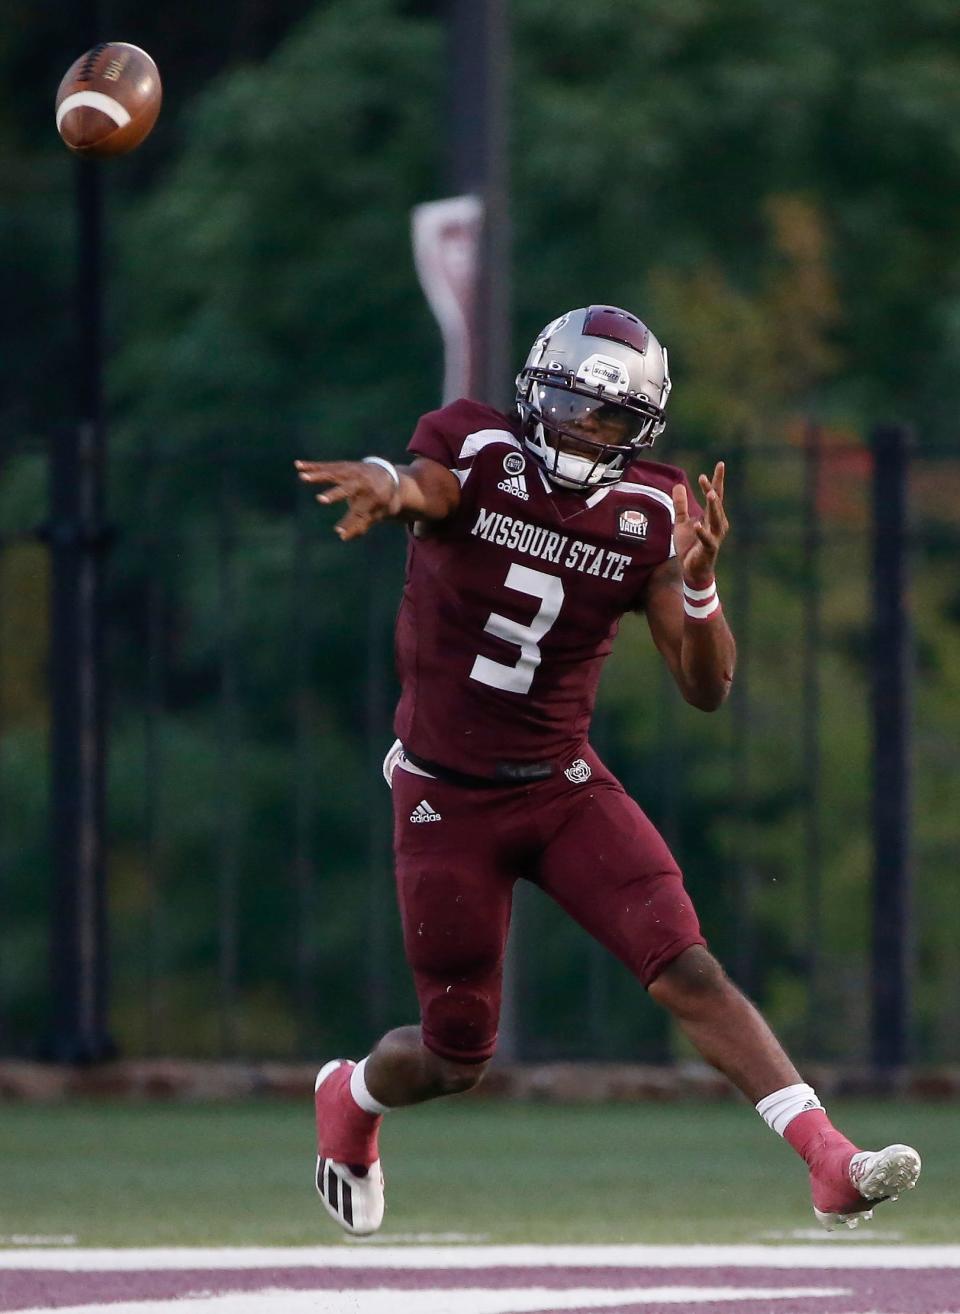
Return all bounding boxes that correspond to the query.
[55,41,162,157]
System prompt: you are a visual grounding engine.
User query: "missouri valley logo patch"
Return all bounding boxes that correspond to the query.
[564,758,592,783]
[618,509,649,539]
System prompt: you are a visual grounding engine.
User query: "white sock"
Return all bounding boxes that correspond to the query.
[349,1057,391,1116]
[756,1082,823,1137]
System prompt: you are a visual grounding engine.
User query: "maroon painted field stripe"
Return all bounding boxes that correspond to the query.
[0,1265,959,1313]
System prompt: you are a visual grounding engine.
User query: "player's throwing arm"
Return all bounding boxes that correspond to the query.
[294,456,460,540]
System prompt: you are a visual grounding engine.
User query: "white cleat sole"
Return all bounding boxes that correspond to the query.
[315,1061,385,1237]
[814,1143,922,1231]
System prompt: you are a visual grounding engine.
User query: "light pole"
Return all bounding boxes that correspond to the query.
[47,2,114,1061]
[447,0,511,407]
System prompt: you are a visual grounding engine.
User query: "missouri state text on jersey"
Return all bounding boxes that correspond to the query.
[469,507,634,581]
[393,398,702,779]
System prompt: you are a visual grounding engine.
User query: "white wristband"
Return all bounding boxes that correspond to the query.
[362,456,401,492]
[682,577,720,621]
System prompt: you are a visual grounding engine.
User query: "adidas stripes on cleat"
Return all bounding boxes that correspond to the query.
[314,1060,385,1236]
[813,1143,922,1231]
[315,1154,384,1236]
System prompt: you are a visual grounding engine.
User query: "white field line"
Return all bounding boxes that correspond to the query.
[759,1230,904,1243]
[0,1244,959,1270]
[0,1234,77,1246]
[6,1286,852,1314]
[345,1232,490,1244]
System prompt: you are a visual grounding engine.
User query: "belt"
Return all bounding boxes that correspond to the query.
[402,747,554,790]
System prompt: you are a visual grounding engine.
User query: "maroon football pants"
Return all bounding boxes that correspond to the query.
[390,744,706,1064]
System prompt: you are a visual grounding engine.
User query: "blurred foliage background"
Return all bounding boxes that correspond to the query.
[1,0,958,1064]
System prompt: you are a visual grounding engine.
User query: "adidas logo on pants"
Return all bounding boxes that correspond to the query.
[410,800,442,823]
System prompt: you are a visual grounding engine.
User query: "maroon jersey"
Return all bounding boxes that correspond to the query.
[393,398,701,779]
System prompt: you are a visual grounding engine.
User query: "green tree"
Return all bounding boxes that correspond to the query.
[3,0,960,1059]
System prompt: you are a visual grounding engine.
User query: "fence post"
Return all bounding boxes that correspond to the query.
[0,538,7,1048]
[728,438,757,996]
[802,423,823,1056]
[217,466,241,1056]
[869,423,913,1072]
[292,481,319,1052]
[364,532,393,1037]
[143,438,166,1054]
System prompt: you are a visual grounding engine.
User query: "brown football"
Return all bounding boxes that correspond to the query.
[56,42,162,158]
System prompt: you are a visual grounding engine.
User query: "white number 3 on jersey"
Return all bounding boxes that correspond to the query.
[469,563,565,695]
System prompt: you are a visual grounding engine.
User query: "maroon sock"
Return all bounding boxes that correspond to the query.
[784,1108,856,1171]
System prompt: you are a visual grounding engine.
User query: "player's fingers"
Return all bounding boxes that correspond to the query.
[316,484,350,506]
[672,482,689,520]
[705,489,726,536]
[338,519,374,542]
[295,458,354,470]
[699,473,712,498]
[334,507,371,541]
[713,461,725,502]
[297,470,339,485]
[296,463,348,484]
[695,522,718,551]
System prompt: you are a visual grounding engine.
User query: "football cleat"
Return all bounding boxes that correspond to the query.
[813,1143,921,1231]
[314,1060,385,1236]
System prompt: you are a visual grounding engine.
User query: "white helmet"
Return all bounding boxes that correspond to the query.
[515,305,671,490]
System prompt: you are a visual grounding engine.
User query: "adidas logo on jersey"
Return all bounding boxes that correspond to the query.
[410,799,442,823]
[497,473,529,501]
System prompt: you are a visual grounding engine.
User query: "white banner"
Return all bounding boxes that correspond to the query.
[411,194,484,404]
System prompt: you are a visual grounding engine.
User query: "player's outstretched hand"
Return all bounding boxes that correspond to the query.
[672,461,729,585]
[294,459,402,541]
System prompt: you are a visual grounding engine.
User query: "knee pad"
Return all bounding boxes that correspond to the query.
[419,978,500,1065]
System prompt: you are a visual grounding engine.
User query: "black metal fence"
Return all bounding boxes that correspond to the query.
[1,423,958,1066]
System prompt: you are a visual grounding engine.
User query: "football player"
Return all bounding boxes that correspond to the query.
[296,305,920,1237]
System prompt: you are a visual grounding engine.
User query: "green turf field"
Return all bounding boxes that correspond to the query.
[0,1098,953,1247]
